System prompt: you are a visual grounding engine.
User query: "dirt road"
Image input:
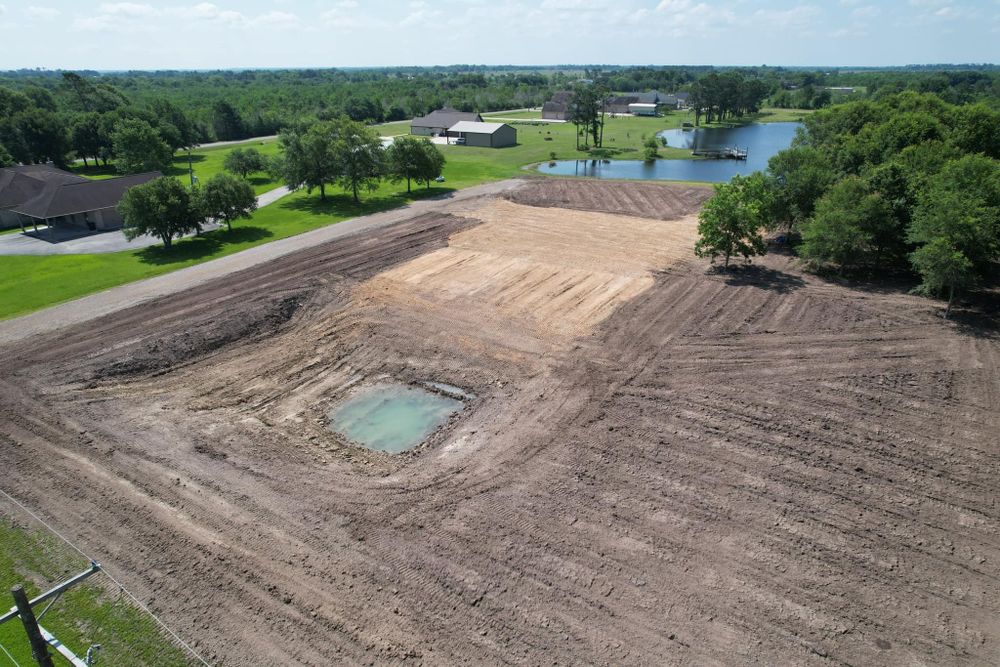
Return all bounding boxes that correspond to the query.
[1,179,998,666]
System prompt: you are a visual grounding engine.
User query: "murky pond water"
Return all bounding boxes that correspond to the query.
[328,384,464,453]
[537,122,801,182]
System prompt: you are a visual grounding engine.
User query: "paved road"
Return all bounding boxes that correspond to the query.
[0,187,292,256]
[0,179,524,345]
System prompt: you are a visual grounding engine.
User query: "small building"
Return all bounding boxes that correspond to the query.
[628,103,658,116]
[447,121,517,148]
[0,164,160,233]
[542,91,574,120]
[411,107,482,136]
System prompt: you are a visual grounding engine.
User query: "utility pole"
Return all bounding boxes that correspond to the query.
[188,147,195,187]
[11,585,55,667]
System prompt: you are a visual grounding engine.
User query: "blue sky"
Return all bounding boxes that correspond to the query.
[0,0,998,70]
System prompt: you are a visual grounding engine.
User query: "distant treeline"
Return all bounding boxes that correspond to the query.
[1,66,999,168]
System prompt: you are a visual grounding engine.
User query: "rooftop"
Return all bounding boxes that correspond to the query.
[448,121,511,134]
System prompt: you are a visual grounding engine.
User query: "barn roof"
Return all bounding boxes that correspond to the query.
[448,121,511,134]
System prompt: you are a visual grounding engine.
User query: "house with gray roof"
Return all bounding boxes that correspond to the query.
[0,164,160,233]
[410,107,483,136]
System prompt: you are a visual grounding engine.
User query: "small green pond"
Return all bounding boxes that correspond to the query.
[328,384,465,453]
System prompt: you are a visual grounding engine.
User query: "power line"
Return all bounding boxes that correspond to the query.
[0,639,21,667]
[0,488,212,667]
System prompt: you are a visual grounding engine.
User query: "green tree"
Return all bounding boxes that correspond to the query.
[277,121,339,200]
[212,100,245,141]
[334,117,384,203]
[385,135,437,193]
[643,136,659,162]
[71,112,103,167]
[195,173,257,233]
[766,146,837,232]
[569,84,606,149]
[694,173,772,269]
[799,176,894,270]
[910,237,973,319]
[223,147,266,179]
[119,177,201,249]
[112,119,173,174]
[0,143,13,167]
[12,109,70,166]
[414,139,445,190]
[907,155,1000,279]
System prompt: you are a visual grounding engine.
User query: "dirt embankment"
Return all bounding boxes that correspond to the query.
[1,179,998,666]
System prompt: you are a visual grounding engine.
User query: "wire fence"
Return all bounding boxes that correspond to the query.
[0,488,211,667]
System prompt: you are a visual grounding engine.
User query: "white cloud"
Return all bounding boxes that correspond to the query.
[26,6,60,20]
[753,4,822,30]
[851,5,880,19]
[98,2,158,16]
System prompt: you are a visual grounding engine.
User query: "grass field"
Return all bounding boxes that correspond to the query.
[0,515,191,666]
[0,182,470,320]
[1,109,802,320]
[72,138,283,195]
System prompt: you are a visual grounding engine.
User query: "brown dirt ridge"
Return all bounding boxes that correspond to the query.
[1,178,998,666]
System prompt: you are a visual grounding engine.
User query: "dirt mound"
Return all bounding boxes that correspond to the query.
[506,178,713,220]
[90,294,307,380]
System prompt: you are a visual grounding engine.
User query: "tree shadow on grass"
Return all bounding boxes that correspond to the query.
[719,264,807,294]
[280,187,458,217]
[136,226,272,266]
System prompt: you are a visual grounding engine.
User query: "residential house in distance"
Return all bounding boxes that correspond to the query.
[411,107,482,136]
[542,91,574,120]
[605,95,641,115]
[0,164,160,233]
[628,103,658,116]
[448,121,517,148]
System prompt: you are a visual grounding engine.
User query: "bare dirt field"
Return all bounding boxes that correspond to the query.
[1,179,999,666]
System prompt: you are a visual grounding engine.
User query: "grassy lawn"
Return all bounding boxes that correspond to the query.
[482,110,544,120]
[374,120,412,136]
[1,110,806,320]
[0,515,191,666]
[72,137,283,195]
[0,181,468,320]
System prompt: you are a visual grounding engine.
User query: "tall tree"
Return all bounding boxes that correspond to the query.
[212,100,245,141]
[119,177,201,249]
[414,139,445,190]
[766,146,837,233]
[799,176,894,271]
[223,147,266,179]
[910,237,973,319]
[385,135,427,193]
[694,173,772,269]
[334,117,384,203]
[71,112,103,167]
[112,118,173,174]
[196,173,257,232]
[277,121,339,200]
[12,110,70,167]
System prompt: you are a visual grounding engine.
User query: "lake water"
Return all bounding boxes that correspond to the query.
[328,383,464,453]
[537,122,801,183]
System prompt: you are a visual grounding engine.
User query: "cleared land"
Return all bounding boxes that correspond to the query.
[2,179,996,666]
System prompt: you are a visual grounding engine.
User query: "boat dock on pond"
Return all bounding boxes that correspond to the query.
[691,147,748,160]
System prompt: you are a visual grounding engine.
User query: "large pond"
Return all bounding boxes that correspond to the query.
[537,122,801,183]
[328,383,465,453]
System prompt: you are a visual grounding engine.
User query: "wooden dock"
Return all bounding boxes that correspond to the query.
[691,147,748,160]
